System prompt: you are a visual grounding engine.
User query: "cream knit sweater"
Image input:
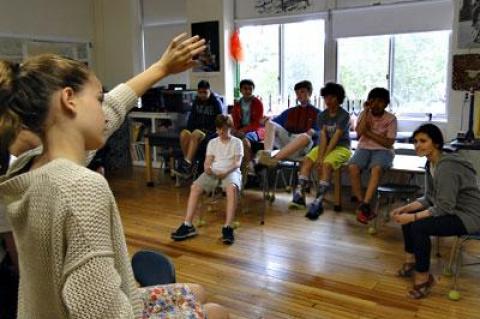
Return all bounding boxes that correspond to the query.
[0,84,143,319]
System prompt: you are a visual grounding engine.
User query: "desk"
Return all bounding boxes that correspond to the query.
[349,131,412,143]
[350,140,415,153]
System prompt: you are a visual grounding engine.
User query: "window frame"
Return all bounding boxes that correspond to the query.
[336,30,451,120]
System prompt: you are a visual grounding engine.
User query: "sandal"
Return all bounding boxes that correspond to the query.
[397,262,415,278]
[408,274,436,299]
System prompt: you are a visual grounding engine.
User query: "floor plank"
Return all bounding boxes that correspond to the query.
[111,168,480,319]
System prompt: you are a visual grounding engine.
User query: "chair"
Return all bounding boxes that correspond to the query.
[369,183,421,234]
[131,250,176,286]
[444,232,480,300]
[259,158,302,204]
[196,161,251,226]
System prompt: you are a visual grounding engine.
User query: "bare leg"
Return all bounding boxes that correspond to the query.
[405,252,415,263]
[242,138,251,164]
[364,165,383,204]
[348,164,363,201]
[186,130,205,163]
[225,184,238,226]
[299,157,314,178]
[180,130,191,157]
[274,133,310,160]
[414,271,430,285]
[185,183,204,223]
[263,120,276,151]
[319,162,333,182]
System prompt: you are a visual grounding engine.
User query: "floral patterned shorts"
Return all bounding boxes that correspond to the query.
[140,283,206,319]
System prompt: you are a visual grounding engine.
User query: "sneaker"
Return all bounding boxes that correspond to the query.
[173,159,192,178]
[288,192,306,209]
[171,223,198,241]
[356,202,376,224]
[305,199,323,220]
[257,150,279,167]
[222,226,235,245]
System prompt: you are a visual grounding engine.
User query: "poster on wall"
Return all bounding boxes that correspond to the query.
[255,0,311,15]
[191,21,220,72]
[458,0,480,49]
[452,54,480,91]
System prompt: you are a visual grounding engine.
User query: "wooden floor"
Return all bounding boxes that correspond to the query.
[110,168,480,319]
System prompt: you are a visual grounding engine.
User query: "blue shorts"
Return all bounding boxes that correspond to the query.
[349,148,394,170]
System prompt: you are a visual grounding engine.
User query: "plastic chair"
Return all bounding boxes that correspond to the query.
[443,232,480,301]
[131,250,176,286]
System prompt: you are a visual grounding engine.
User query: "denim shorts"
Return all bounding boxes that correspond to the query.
[349,148,394,170]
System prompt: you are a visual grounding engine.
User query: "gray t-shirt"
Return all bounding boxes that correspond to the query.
[318,107,351,148]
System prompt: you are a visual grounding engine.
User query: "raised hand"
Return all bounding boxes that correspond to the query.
[155,33,206,75]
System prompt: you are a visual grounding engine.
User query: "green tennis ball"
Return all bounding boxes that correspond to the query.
[448,290,460,301]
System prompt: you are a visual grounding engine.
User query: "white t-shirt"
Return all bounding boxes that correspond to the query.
[206,136,243,174]
[0,155,16,262]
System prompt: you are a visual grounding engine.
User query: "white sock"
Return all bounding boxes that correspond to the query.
[184,221,192,227]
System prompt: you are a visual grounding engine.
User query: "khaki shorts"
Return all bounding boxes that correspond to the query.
[194,171,242,193]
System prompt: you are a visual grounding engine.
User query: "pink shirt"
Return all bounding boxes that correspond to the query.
[357,111,397,150]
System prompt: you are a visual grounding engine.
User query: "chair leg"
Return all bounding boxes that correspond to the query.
[333,169,342,211]
[447,237,461,274]
[452,239,465,291]
[371,192,382,234]
[145,136,154,187]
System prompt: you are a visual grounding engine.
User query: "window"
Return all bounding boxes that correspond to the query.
[239,19,325,114]
[238,24,280,108]
[337,30,450,118]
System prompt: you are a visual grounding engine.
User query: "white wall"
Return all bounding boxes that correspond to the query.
[0,0,94,41]
[143,0,186,26]
[143,23,188,87]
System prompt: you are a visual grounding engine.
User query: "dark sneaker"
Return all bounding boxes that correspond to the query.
[173,159,192,178]
[305,199,323,220]
[288,192,306,209]
[222,226,235,245]
[356,202,376,224]
[171,223,198,241]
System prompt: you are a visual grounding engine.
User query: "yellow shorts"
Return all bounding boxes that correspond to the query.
[306,145,352,170]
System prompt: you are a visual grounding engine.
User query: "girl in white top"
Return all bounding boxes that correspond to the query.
[0,34,228,319]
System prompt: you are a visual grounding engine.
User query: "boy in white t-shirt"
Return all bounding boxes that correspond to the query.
[171,115,244,244]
